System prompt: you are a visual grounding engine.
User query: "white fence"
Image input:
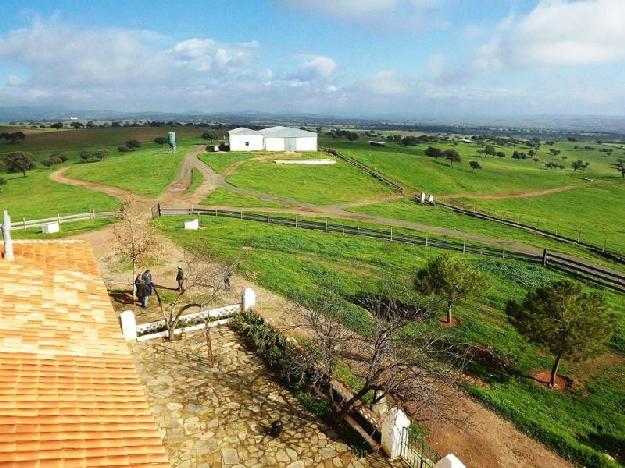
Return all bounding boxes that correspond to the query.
[0,211,116,231]
[135,304,240,341]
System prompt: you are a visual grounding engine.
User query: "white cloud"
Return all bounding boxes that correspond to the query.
[0,16,344,114]
[366,70,412,95]
[476,0,625,69]
[171,38,260,72]
[296,55,337,80]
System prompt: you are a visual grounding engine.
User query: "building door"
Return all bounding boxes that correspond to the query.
[285,137,297,151]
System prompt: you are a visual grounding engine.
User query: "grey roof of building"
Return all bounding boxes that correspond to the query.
[228,127,262,136]
[258,126,317,138]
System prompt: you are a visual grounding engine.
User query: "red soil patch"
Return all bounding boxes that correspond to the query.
[440,316,460,328]
[532,370,572,391]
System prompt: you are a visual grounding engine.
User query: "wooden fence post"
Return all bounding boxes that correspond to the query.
[542,249,548,267]
[463,240,466,254]
[425,234,429,247]
[23,218,26,230]
[325,219,328,232]
[157,203,162,217]
[390,227,393,241]
[295,216,298,228]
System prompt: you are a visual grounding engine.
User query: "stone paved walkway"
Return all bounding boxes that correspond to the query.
[133,326,396,467]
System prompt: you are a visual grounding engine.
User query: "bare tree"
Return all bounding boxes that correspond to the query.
[112,201,159,291]
[290,292,466,425]
[155,247,240,342]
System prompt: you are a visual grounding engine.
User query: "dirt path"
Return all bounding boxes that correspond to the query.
[50,166,151,203]
[441,184,584,201]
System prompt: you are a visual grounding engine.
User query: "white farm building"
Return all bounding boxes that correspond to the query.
[228,126,317,152]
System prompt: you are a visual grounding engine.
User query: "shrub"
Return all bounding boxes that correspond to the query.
[41,156,63,167]
[0,177,6,185]
[93,149,109,160]
[118,145,133,153]
[154,136,168,145]
[125,139,142,149]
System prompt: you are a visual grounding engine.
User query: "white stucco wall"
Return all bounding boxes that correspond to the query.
[229,134,264,151]
[264,137,285,151]
[295,136,318,151]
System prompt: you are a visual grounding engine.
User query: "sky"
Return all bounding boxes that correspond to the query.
[0,0,624,118]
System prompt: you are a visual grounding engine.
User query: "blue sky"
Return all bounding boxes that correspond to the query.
[0,0,624,117]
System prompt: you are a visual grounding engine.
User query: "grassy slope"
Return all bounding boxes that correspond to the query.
[0,127,202,218]
[326,138,622,192]
[227,155,392,204]
[157,215,625,467]
[67,143,191,197]
[455,183,625,254]
[201,187,288,208]
[0,169,118,218]
[198,151,259,173]
[350,199,625,271]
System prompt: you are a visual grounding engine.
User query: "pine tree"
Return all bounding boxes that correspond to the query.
[507,281,615,387]
[414,254,488,324]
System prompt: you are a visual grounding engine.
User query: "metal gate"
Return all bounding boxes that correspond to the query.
[284,137,297,151]
[398,427,440,468]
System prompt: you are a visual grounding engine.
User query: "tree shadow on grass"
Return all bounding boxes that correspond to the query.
[578,432,624,465]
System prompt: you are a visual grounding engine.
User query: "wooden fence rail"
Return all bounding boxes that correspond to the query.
[155,205,625,294]
[438,201,625,265]
[321,147,404,193]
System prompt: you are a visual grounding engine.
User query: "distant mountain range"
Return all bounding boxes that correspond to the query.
[1,106,624,135]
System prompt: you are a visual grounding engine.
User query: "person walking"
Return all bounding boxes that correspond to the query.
[134,274,142,301]
[224,270,232,290]
[135,276,149,308]
[142,270,153,295]
[176,266,185,292]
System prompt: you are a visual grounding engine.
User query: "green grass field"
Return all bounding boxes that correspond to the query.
[0,169,118,219]
[66,143,191,197]
[227,154,393,205]
[156,214,625,467]
[455,183,625,254]
[349,199,625,271]
[198,151,259,173]
[324,138,623,193]
[201,187,289,208]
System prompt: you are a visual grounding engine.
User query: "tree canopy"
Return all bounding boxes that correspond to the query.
[414,255,487,324]
[507,280,615,387]
[469,160,481,171]
[571,160,589,171]
[2,152,37,177]
[444,149,461,165]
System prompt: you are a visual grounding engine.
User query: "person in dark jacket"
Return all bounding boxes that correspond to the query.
[135,275,149,308]
[176,266,185,292]
[142,270,153,295]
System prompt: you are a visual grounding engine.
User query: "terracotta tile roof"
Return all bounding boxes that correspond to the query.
[0,241,170,467]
